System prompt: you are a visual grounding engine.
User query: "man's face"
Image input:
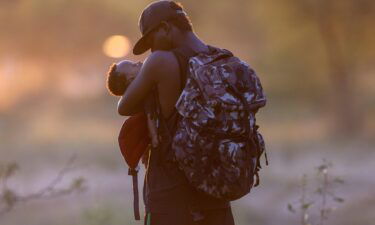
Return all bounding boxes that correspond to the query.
[148,22,174,52]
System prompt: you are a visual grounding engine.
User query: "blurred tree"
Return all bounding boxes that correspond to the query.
[289,0,375,135]
[0,0,374,135]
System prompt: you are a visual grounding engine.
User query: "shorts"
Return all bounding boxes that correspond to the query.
[144,207,235,225]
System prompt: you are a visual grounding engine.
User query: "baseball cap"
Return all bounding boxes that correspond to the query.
[133,1,188,55]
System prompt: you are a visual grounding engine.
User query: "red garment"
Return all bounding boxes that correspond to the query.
[118,112,150,169]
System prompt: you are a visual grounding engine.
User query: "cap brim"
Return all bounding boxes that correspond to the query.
[133,34,151,55]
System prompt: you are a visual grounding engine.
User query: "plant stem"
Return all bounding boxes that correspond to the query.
[319,169,328,225]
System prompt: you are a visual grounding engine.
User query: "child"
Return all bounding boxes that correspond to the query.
[106,60,159,166]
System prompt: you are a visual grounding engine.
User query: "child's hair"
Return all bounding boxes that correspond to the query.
[106,63,128,96]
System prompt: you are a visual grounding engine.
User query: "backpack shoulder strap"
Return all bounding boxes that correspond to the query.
[171,47,198,91]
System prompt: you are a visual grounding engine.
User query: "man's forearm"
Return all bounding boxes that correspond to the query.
[117,97,144,116]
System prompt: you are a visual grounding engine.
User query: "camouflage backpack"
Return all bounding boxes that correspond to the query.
[172,46,268,201]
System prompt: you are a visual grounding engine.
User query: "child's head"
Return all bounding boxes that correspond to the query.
[106,60,143,96]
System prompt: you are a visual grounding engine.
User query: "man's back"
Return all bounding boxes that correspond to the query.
[154,51,181,119]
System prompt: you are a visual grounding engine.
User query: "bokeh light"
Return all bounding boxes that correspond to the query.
[102,35,131,58]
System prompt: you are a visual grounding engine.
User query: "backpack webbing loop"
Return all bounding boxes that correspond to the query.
[128,167,140,220]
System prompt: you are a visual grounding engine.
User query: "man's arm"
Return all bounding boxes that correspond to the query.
[117,51,178,116]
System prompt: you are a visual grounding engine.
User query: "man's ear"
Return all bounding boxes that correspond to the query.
[160,21,171,34]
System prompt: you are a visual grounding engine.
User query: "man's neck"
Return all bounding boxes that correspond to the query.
[174,31,209,53]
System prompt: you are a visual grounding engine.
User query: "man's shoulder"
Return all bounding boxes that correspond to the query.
[142,50,179,81]
[145,50,178,68]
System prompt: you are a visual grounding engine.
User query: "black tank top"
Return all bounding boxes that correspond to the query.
[143,46,230,213]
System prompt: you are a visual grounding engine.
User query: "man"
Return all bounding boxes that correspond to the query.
[118,1,235,225]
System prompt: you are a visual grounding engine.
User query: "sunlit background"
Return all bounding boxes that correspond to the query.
[103,35,131,58]
[0,0,374,225]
